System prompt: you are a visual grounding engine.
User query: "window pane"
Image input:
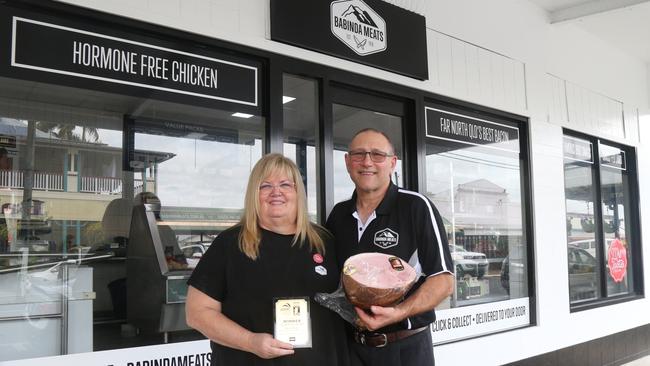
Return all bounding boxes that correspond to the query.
[0,77,264,361]
[599,143,633,297]
[0,88,129,360]
[563,136,600,302]
[282,74,319,222]
[564,135,639,306]
[426,139,526,308]
[332,104,403,204]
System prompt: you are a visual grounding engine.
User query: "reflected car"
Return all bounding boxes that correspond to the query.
[500,246,597,300]
[569,239,597,258]
[180,243,210,269]
[500,256,509,294]
[180,243,207,257]
[449,244,489,279]
[499,256,525,295]
[567,244,599,301]
[568,238,616,259]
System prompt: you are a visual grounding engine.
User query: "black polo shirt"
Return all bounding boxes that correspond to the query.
[188,226,349,366]
[326,182,454,333]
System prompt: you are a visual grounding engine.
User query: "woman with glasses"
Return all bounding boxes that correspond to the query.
[186,153,349,366]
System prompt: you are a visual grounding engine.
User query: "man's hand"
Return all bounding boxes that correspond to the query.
[247,333,294,359]
[353,274,454,331]
[355,305,407,331]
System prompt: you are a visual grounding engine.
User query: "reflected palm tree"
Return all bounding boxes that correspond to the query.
[36,121,100,143]
[81,127,100,142]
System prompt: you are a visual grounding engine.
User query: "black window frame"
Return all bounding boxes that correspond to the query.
[421,99,536,322]
[563,129,644,312]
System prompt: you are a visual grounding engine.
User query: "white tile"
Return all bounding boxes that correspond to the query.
[426,30,440,88]
[490,52,506,108]
[435,34,453,92]
[624,105,640,142]
[547,75,567,125]
[514,62,528,114]
[148,0,181,17]
[181,0,211,28]
[622,356,650,366]
[451,39,468,98]
[465,44,481,101]
[238,0,267,37]
[502,58,516,112]
[210,5,239,31]
[478,48,493,106]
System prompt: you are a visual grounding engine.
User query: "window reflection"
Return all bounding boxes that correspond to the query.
[282,74,319,221]
[564,164,600,301]
[332,104,403,204]
[0,111,127,360]
[600,144,632,297]
[0,119,123,256]
[426,140,526,308]
[0,78,264,362]
[563,135,637,305]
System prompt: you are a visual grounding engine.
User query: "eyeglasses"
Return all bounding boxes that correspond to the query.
[347,150,394,163]
[259,181,296,194]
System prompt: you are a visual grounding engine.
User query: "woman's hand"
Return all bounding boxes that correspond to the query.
[187,287,295,359]
[248,333,295,359]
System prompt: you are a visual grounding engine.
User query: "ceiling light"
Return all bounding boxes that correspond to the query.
[232,112,254,119]
[283,96,296,104]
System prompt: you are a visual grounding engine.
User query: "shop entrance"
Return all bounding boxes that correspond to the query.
[329,86,407,205]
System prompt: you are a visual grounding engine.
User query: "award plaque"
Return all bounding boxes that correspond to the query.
[273,297,312,348]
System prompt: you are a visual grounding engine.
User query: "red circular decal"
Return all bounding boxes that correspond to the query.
[607,239,627,283]
[313,253,323,264]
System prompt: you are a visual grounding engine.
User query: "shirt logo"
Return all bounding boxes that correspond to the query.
[315,265,328,276]
[373,228,399,249]
[330,0,387,56]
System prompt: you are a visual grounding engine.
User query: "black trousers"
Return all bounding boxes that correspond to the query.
[348,327,435,366]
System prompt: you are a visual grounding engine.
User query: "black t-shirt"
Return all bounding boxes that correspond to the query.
[188,225,349,366]
[326,183,454,333]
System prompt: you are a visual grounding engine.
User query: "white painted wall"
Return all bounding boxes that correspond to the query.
[49,1,650,365]
[422,1,650,365]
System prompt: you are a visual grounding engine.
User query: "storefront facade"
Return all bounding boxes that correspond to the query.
[0,0,647,365]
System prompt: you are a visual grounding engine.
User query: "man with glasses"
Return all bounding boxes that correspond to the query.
[326,128,454,366]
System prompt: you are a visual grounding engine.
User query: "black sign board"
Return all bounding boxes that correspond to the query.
[271,0,428,80]
[8,16,259,107]
[425,107,520,153]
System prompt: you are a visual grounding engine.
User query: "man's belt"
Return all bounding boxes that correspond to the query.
[353,326,428,348]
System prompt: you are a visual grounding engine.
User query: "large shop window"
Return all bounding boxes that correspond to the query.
[563,132,642,308]
[0,77,264,362]
[424,105,530,343]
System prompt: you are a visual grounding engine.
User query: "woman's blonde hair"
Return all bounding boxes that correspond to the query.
[239,153,326,260]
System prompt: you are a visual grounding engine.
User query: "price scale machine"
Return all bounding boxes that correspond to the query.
[126,195,193,342]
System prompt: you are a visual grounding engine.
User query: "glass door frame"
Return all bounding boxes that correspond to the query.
[325,83,415,216]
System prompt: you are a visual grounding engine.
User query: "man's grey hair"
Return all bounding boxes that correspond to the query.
[349,128,395,155]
